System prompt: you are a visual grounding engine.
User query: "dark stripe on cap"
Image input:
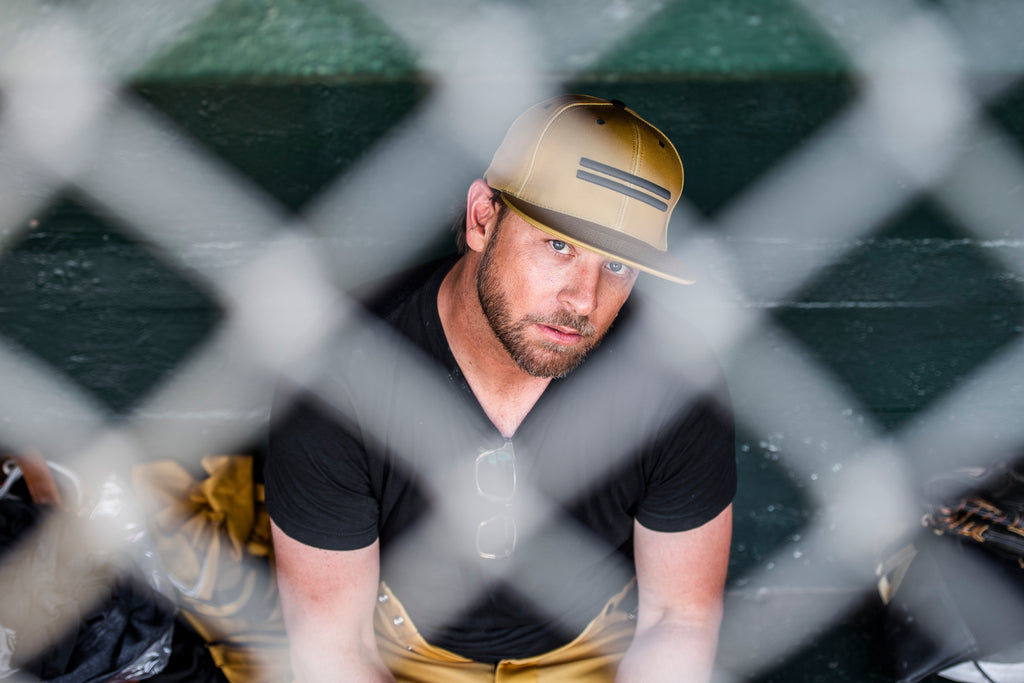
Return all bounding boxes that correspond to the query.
[576,170,669,212]
[579,157,671,200]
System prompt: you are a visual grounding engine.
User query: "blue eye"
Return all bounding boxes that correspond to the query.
[607,261,630,275]
[549,240,571,254]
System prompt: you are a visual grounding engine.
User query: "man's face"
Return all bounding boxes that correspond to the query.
[476,209,639,378]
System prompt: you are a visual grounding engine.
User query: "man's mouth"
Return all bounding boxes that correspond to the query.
[523,311,596,346]
[535,323,586,345]
[540,323,581,342]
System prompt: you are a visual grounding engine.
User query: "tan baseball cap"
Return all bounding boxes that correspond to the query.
[484,94,692,284]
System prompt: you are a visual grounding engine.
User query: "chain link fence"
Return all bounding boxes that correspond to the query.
[1,0,1023,681]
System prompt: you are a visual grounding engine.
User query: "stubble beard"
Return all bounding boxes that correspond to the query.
[476,229,600,379]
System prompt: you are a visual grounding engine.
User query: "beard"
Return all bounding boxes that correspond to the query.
[476,227,601,379]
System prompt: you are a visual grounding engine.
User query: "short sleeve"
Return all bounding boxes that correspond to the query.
[264,393,381,551]
[635,393,737,533]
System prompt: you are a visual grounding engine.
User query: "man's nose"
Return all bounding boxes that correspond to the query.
[557,261,601,316]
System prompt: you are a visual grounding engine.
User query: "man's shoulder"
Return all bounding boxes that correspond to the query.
[335,255,457,371]
[348,255,456,324]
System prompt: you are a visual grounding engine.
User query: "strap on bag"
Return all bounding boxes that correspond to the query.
[0,453,68,508]
[14,453,62,507]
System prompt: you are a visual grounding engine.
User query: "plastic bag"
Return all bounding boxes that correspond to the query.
[0,459,177,682]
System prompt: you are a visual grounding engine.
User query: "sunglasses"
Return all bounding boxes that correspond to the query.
[474,441,517,560]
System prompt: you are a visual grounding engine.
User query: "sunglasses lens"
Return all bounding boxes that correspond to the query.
[477,514,516,560]
[476,446,516,502]
[475,443,516,559]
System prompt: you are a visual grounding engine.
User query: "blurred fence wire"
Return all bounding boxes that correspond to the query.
[1,0,1023,681]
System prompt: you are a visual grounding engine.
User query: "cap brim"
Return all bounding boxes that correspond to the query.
[499,194,695,285]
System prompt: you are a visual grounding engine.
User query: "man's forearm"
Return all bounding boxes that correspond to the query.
[615,616,722,683]
[291,644,396,683]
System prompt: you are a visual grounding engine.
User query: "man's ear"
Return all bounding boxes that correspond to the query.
[465,179,500,253]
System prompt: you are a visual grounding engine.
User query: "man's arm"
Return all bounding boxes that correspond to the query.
[271,521,395,683]
[617,505,733,683]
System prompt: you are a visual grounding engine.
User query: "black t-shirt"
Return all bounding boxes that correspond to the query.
[265,257,736,662]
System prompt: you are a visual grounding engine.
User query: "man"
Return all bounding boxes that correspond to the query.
[265,94,736,682]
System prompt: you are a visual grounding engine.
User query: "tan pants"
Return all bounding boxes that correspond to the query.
[374,581,637,683]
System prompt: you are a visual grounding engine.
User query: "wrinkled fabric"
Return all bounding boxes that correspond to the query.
[133,455,289,683]
[375,579,639,683]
